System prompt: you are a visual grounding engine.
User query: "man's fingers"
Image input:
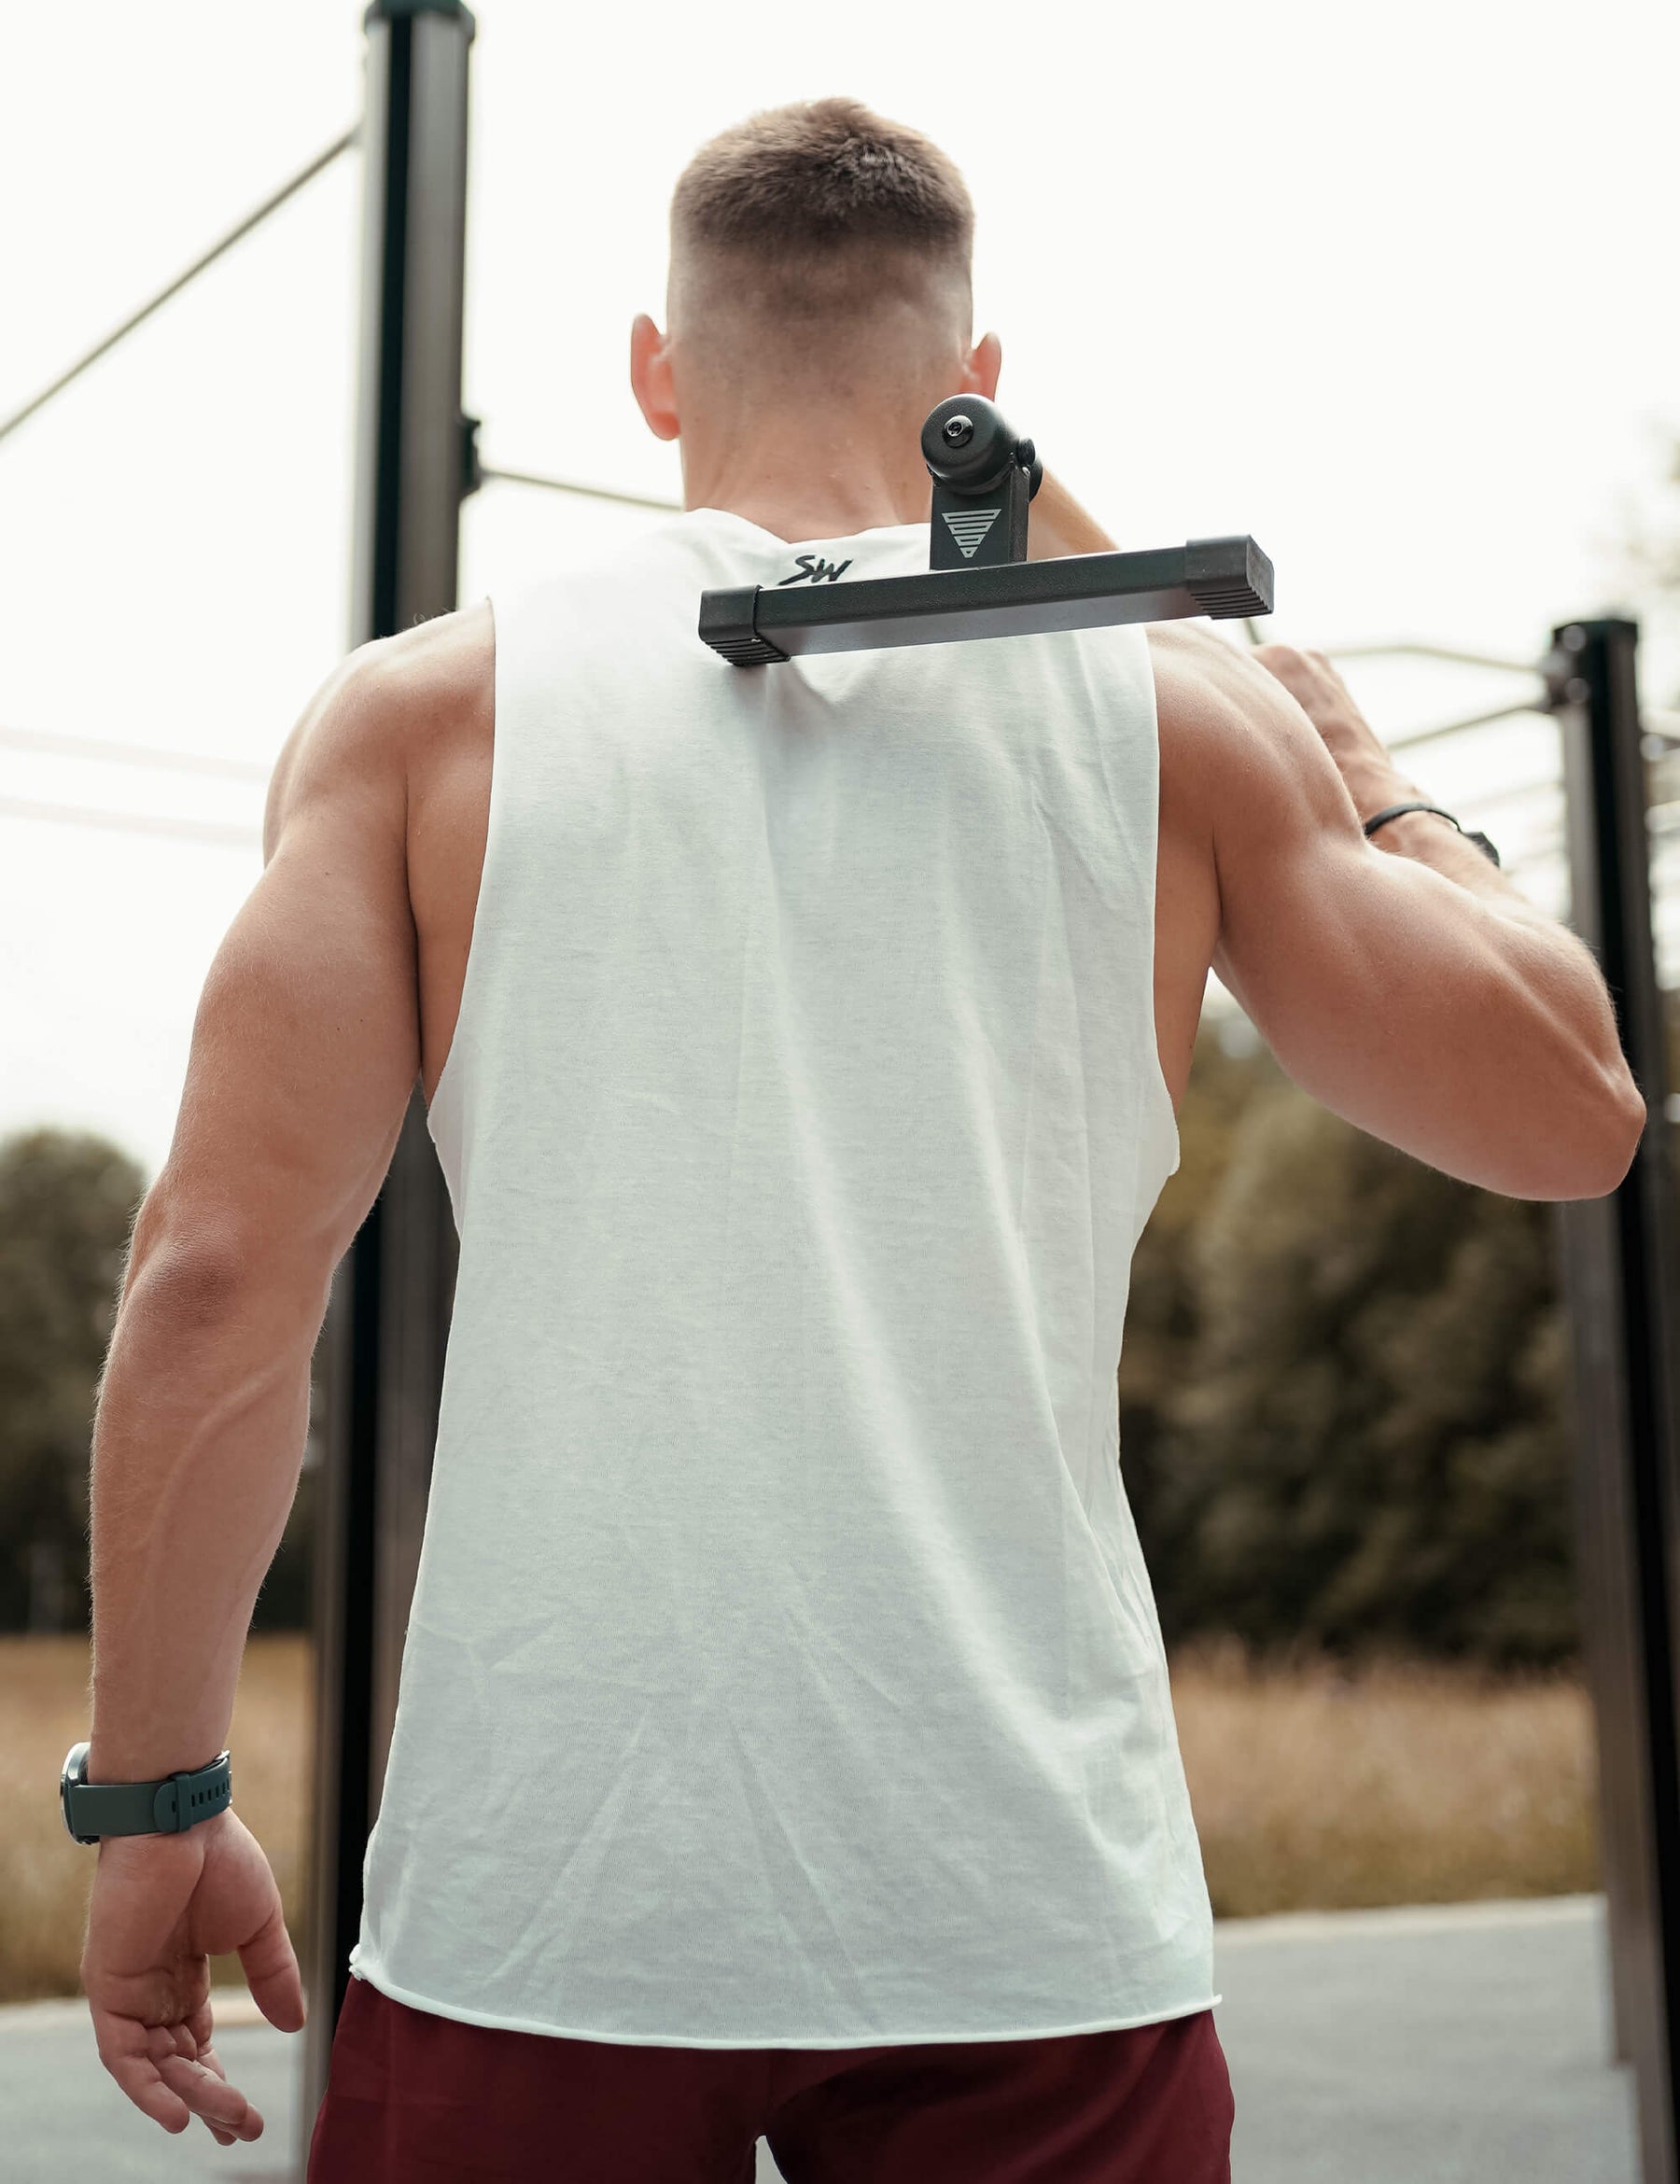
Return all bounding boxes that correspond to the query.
[105,2051,194,2135]
[150,2012,231,2137]
[1252,641,1357,712]
[156,2049,263,2140]
[1251,644,1325,708]
[189,2042,241,2144]
[102,2009,254,2140]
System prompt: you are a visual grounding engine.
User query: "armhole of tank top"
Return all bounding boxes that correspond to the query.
[1141,633,1183,1182]
[426,592,502,1148]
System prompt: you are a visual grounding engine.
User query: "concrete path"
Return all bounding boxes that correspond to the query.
[3,1894,1638,2181]
[1191,1892,1637,2184]
[0,1988,300,2183]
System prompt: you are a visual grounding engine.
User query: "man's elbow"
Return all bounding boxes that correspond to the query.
[1532,1075,1648,1202]
[128,1232,254,1334]
[126,1183,307,1328]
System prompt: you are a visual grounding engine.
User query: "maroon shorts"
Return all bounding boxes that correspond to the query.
[308,1973,1234,2183]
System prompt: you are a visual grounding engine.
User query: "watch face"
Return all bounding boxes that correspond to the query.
[61,1741,91,1844]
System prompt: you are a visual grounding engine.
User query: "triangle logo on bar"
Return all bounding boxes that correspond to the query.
[942,508,1001,559]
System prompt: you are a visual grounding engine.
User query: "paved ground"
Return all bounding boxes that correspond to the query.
[1186,1893,1637,2184]
[4,1893,1638,2181]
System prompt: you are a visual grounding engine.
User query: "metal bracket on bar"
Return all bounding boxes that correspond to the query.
[697,396,1273,666]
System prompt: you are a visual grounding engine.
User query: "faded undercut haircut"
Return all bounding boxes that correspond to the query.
[668,97,976,386]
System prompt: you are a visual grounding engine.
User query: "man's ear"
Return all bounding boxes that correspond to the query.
[962,330,1002,400]
[630,313,680,441]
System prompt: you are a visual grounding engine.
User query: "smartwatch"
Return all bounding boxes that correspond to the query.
[60,1742,233,1846]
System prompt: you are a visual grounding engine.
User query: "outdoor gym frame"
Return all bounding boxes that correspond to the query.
[299,6,1680,2178]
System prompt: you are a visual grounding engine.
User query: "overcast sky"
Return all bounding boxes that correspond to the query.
[3,0,1677,1183]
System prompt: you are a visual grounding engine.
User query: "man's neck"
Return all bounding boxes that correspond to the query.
[678,433,932,546]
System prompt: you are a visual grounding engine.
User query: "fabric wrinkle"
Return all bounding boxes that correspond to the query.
[348,508,1217,2050]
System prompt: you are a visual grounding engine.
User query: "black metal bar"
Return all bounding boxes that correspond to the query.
[1550,618,1680,2184]
[302,0,473,2145]
[0,130,357,450]
[699,536,1274,667]
[476,459,680,511]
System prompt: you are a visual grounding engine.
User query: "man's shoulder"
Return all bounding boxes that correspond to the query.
[1147,621,1264,713]
[1144,621,1330,848]
[1146,621,1310,763]
[263,603,492,858]
[347,599,495,735]
[291,600,492,758]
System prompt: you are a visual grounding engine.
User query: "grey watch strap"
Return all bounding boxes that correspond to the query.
[62,1742,232,1844]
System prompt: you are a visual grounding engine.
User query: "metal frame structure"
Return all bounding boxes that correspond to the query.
[301,0,474,2134]
[1551,621,1680,2184]
[1294,626,1680,2183]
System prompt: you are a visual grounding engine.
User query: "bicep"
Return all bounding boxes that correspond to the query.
[146,664,420,1295]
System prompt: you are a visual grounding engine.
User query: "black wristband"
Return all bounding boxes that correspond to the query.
[1363,801,1501,868]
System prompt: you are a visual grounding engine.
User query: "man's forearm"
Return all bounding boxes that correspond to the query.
[1358,777,1547,918]
[1028,468,1116,560]
[1358,772,1639,1105]
[1032,496,1639,1125]
[86,1218,324,1785]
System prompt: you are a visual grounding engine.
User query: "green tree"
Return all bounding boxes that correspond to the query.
[0,1124,318,1631]
[1119,1018,1284,1578]
[1125,1078,1577,1670]
[0,1127,147,1630]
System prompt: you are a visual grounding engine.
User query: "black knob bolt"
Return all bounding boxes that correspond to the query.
[942,415,974,448]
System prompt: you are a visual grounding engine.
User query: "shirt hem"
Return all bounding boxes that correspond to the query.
[346,1960,1222,2050]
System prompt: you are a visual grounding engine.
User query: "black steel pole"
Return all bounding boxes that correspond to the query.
[302,0,474,2145]
[1552,618,1680,2184]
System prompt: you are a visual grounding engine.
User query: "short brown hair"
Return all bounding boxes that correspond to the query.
[668,97,974,371]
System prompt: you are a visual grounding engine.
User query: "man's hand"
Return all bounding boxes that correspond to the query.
[1250,642,1426,825]
[81,1809,305,2144]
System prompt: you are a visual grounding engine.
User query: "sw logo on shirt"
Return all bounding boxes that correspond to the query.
[777,554,853,586]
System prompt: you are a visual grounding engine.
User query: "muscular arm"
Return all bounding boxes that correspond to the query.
[86,638,422,1785]
[1028,471,1642,1196]
[1155,632,1645,1200]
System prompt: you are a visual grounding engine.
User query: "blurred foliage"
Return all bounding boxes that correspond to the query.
[0,1129,144,1632]
[0,1127,317,1633]
[1121,1022,1584,1673]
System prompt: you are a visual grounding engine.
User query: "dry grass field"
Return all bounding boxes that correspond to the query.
[1,1634,312,2007]
[1169,1633,1601,1917]
[0,1631,1600,2006]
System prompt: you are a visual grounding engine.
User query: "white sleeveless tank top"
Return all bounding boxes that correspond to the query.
[348,506,1219,2047]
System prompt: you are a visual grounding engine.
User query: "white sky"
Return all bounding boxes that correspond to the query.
[3,0,1677,1183]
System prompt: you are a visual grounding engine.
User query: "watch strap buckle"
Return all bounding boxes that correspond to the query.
[152,1752,234,1833]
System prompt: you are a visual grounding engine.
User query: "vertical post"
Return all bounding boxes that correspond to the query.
[302,0,474,2145]
[1552,618,1680,2184]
